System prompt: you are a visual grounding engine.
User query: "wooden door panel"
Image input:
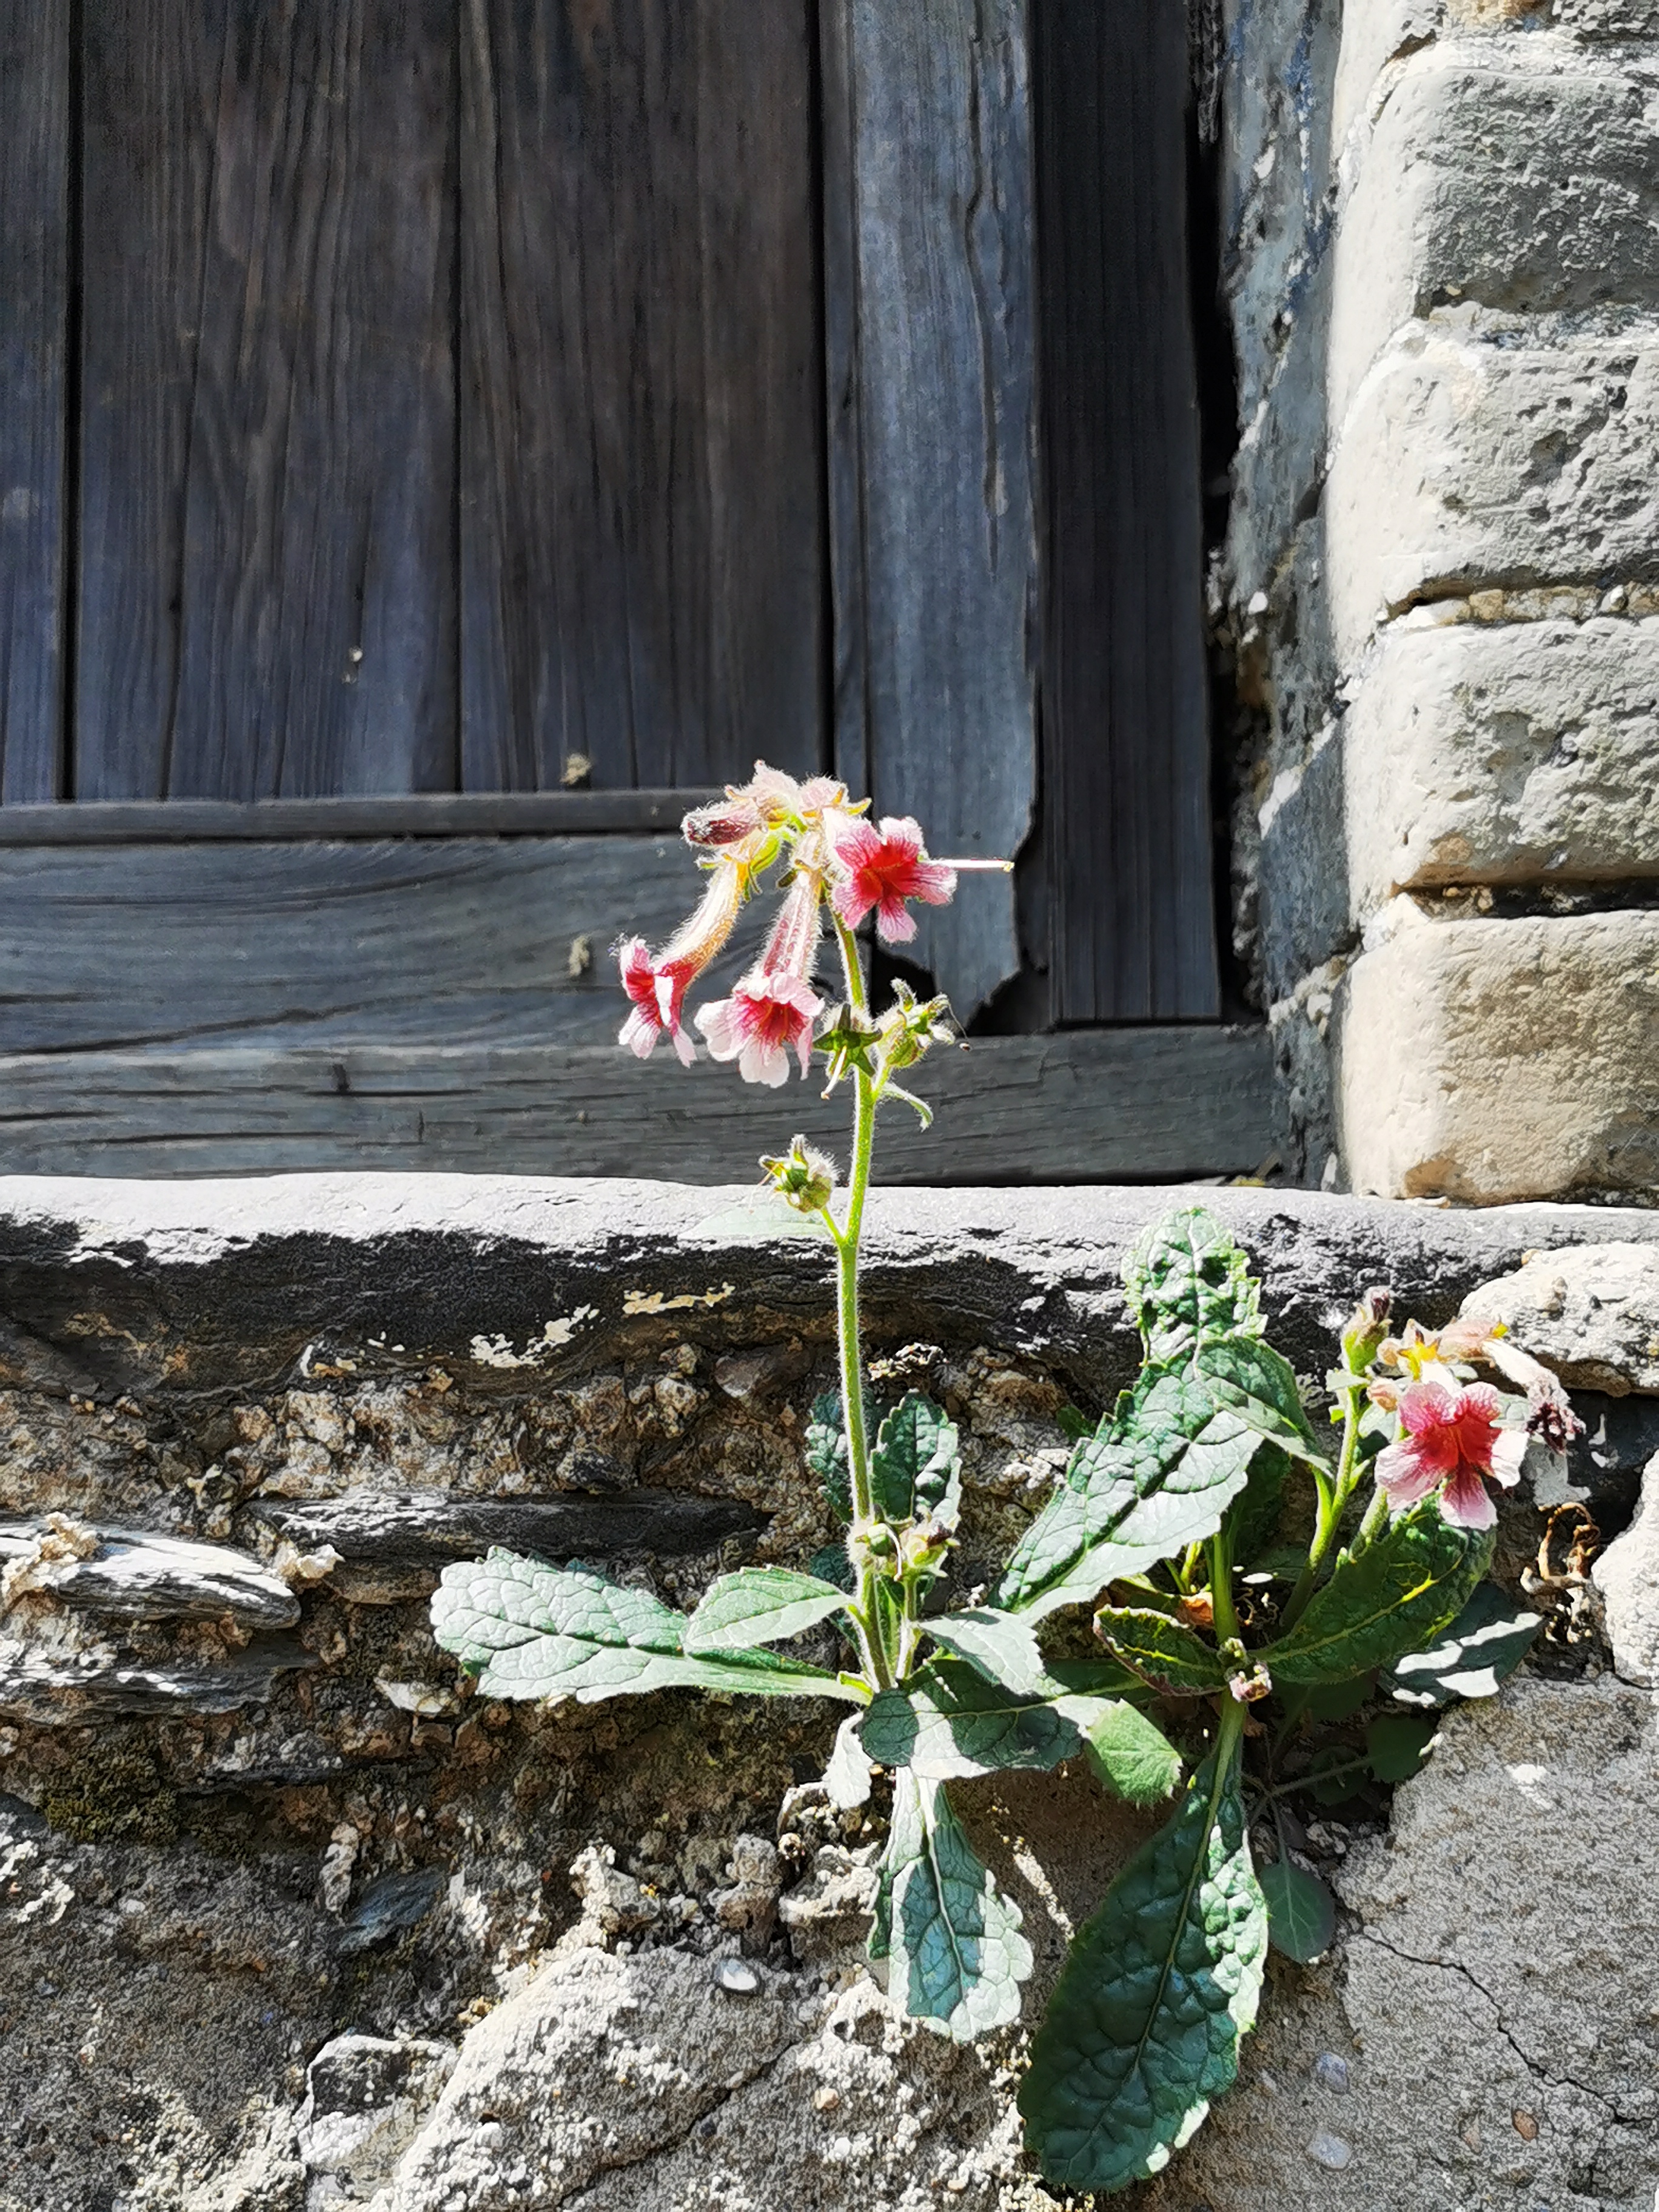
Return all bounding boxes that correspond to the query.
[0,0,70,803]
[76,0,457,802]
[459,0,825,794]
[0,837,769,1053]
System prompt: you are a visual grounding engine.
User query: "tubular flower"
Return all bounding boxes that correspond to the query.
[615,857,745,1067]
[829,816,957,944]
[739,764,854,826]
[695,875,825,1087]
[1374,1381,1527,1531]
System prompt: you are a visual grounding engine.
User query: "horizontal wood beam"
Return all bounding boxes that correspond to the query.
[0,1028,1276,1183]
[0,790,722,843]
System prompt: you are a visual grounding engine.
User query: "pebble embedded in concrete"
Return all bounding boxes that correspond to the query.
[1307,2128,1353,2170]
[1313,2052,1351,2094]
[711,1956,760,1994]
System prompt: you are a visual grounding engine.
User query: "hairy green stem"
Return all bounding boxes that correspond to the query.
[1208,1523,1240,1646]
[830,914,891,1691]
[1281,1386,1366,1632]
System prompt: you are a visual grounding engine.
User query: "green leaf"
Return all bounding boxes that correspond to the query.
[1095,1606,1228,1697]
[805,1390,856,1525]
[823,1712,874,1810]
[1264,1504,1492,1686]
[882,1771,1032,2041]
[1056,1404,1094,1444]
[1304,1672,1376,1723]
[1187,1335,1324,1469]
[1260,1857,1336,1963]
[431,1553,859,1707]
[1386,1584,1544,1708]
[1122,1205,1265,1362]
[1366,1711,1439,1783]
[1304,1747,1370,1805]
[683,1567,850,1654]
[1078,1700,1184,1806]
[1225,1440,1290,1569]
[860,1660,1087,1780]
[923,1607,1049,1697]
[808,1541,856,1595]
[1021,1725,1267,2193]
[870,1392,961,1529]
[995,1369,1264,1621]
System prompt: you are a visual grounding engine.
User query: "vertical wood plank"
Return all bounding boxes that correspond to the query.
[77,1,457,802]
[834,0,1037,1024]
[1036,0,1219,1021]
[460,0,825,794]
[0,0,70,803]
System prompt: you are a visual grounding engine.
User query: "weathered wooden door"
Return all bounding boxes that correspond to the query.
[0,0,1272,1181]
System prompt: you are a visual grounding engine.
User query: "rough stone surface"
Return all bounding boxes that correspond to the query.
[1335,906,1659,1202]
[1463,1241,1659,1394]
[1344,617,1659,912]
[1593,1449,1659,1685]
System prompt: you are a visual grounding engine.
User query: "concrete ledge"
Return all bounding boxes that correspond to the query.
[1335,905,1659,1201]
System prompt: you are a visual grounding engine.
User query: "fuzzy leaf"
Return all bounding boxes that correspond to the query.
[870,1392,961,1529]
[1021,1730,1267,2192]
[808,1541,856,1595]
[1056,1404,1094,1444]
[1260,1857,1336,1964]
[924,1607,1049,1696]
[1096,1606,1228,1696]
[1387,1584,1543,1708]
[1366,1711,1439,1783]
[883,1771,1032,2040]
[823,1712,874,1809]
[431,1553,858,1706]
[683,1567,850,1654]
[1264,1505,1492,1686]
[1304,1672,1376,1723]
[995,1369,1264,1621]
[805,1390,856,1525]
[1187,1336,1325,1469]
[1122,1205,1265,1361]
[1225,1440,1290,1568]
[1077,1700,1184,1806]
[860,1660,1086,1780]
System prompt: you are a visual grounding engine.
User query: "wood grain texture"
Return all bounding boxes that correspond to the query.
[0,789,720,844]
[831,0,1038,1022]
[1035,0,1219,1021]
[77,0,457,802]
[458,0,825,794]
[0,836,774,1053]
[0,0,70,803]
[0,1029,1275,1182]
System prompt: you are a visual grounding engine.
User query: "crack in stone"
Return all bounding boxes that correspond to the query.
[562,2034,798,2208]
[1354,1929,1647,2127]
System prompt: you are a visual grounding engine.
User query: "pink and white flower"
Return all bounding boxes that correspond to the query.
[615,858,745,1067]
[695,972,823,1086]
[829,817,957,945]
[1374,1381,1528,1531]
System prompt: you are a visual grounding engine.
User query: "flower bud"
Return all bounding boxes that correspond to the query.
[845,1520,900,1576]
[1341,1287,1393,1373]
[899,1517,955,1573]
[760,1134,837,1215]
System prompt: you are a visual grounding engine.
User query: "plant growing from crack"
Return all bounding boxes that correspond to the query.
[430,766,1580,2191]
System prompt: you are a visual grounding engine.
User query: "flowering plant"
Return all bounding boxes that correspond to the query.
[431,769,1577,2193]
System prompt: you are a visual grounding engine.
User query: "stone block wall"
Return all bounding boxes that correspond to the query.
[1222,0,1659,1201]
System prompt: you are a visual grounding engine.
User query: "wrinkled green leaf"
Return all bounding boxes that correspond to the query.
[1021,1728,1267,2193]
[1304,1672,1376,1723]
[882,1771,1032,2041]
[1056,1404,1094,1444]
[870,1392,961,1529]
[1260,1857,1336,1964]
[431,1553,859,1707]
[1122,1205,1264,1362]
[808,1541,856,1595]
[1387,1584,1543,1708]
[995,1369,1264,1621]
[1189,1336,1325,1469]
[1225,1440,1290,1569]
[1366,1711,1439,1783]
[1095,1606,1228,1697]
[860,1660,1087,1780]
[805,1390,857,1525]
[924,1607,1048,1697]
[1264,1504,1492,1686]
[1078,1700,1184,1807]
[823,1711,874,1810]
[683,1567,850,1654]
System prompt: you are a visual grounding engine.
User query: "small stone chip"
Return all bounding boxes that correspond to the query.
[813,2087,840,2113]
[711,1957,761,1995]
[1307,2128,1353,2171]
[1313,2051,1352,2094]
[1513,2110,1540,2142]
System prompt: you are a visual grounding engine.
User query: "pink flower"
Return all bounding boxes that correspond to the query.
[615,858,745,1067]
[829,817,956,945]
[1374,1381,1528,1531]
[695,973,823,1086]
